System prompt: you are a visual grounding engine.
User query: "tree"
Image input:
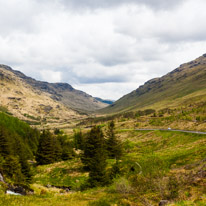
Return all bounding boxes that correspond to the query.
[52,136,62,162]
[61,141,74,160]
[0,126,12,157]
[3,156,23,183]
[36,130,62,165]
[73,129,84,150]
[57,133,74,160]
[0,113,40,184]
[81,126,108,187]
[15,139,33,183]
[106,121,122,160]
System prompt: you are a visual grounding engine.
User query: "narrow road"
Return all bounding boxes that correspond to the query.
[133,128,206,135]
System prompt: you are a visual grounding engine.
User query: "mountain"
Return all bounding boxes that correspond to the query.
[94,97,114,105]
[0,65,107,124]
[101,54,206,114]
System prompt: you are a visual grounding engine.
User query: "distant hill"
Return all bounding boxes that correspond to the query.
[101,54,206,114]
[95,97,114,105]
[0,65,107,124]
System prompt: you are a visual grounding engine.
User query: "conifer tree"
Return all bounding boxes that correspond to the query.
[57,134,74,160]
[3,156,23,183]
[82,126,108,187]
[19,155,33,183]
[0,113,40,184]
[36,130,63,165]
[52,136,62,162]
[36,130,55,165]
[61,141,74,160]
[15,139,33,183]
[0,126,12,157]
[106,121,122,160]
[73,129,84,150]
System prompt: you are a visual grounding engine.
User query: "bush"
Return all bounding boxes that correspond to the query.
[110,177,133,196]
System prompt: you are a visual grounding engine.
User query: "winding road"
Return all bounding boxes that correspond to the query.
[125,128,206,135]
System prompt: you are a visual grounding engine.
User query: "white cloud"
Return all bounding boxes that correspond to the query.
[40,70,62,83]
[57,0,185,10]
[0,0,206,99]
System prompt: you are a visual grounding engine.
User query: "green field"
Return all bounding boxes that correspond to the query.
[1,128,205,206]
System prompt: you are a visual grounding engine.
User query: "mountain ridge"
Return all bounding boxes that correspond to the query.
[101,53,206,113]
[0,64,107,112]
[0,65,108,126]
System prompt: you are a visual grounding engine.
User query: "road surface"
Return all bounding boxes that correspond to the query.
[124,128,206,135]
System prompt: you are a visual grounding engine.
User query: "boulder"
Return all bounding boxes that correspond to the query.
[8,185,27,196]
[159,200,169,206]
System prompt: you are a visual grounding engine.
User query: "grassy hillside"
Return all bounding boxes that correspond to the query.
[101,54,206,114]
[80,99,206,133]
[1,124,205,205]
[0,66,84,127]
[0,65,107,113]
[0,112,39,157]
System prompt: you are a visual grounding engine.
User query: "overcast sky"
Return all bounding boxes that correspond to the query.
[0,0,206,100]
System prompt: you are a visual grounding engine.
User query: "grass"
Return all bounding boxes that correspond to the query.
[0,192,98,206]
[1,128,205,205]
[121,130,206,165]
[101,60,206,114]
[114,130,206,204]
[34,159,88,190]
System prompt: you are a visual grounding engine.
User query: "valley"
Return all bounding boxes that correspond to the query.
[0,54,206,206]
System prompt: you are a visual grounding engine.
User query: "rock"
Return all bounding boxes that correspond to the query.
[43,105,53,113]
[0,173,5,183]
[14,186,27,195]
[6,190,22,196]
[8,97,21,101]
[159,200,169,206]
[8,185,27,196]
[46,184,52,188]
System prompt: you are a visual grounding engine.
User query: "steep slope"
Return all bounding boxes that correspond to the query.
[0,66,82,124]
[102,54,206,113]
[0,65,107,113]
[0,112,40,185]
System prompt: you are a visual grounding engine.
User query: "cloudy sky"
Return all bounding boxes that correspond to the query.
[0,0,206,100]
